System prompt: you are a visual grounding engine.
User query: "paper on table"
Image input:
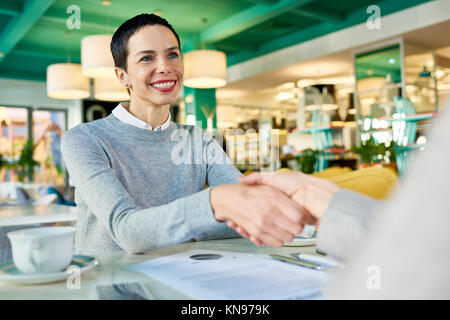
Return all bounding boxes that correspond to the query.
[125,249,332,300]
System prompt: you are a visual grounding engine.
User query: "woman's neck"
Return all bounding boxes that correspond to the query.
[124,98,170,128]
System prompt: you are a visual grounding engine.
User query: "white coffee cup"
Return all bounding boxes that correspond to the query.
[7,226,75,274]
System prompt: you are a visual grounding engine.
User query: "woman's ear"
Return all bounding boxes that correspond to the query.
[115,67,130,89]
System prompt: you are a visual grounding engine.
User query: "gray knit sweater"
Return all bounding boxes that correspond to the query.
[61,114,241,255]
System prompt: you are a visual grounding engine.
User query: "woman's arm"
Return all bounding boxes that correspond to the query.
[63,127,305,253]
[62,127,233,254]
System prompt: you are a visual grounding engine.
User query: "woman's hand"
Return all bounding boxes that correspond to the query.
[239,171,341,220]
[210,184,315,247]
[226,172,340,246]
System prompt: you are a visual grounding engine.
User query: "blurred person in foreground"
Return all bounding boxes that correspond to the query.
[233,99,450,299]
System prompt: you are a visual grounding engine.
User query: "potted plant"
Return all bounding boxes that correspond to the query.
[296,148,319,174]
[0,153,8,170]
[351,136,396,170]
[10,140,40,182]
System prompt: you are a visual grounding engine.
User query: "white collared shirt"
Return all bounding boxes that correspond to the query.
[112,103,171,131]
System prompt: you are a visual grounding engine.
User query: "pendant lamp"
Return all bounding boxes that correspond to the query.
[81,34,115,79]
[94,77,129,101]
[321,87,338,111]
[47,63,90,99]
[183,50,227,88]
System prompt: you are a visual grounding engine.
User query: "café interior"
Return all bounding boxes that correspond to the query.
[0,0,449,299]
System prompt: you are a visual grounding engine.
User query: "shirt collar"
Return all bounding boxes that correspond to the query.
[112,103,171,131]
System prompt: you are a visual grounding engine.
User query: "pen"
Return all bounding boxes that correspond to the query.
[270,254,323,271]
[294,253,342,268]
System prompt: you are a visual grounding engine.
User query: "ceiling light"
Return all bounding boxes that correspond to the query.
[276,82,295,91]
[94,77,130,101]
[81,34,115,79]
[297,80,311,88]
[183,50,227,88]
[47,63,90,99]
[388,58,396,64]
[436,69,445,79]
[276,91,295,101]
[101,0,111,6]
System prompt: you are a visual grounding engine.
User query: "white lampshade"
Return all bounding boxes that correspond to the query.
[299,86,321,110]
[81,34,115,79]
[47,63,90,99]
[183,50,227,88]
[94,77,130,101]
[321,87,338,111]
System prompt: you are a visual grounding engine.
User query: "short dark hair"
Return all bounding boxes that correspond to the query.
[110,13,181,71]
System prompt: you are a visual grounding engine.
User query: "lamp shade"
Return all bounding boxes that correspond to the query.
[321,87,338,111]
[47,63,90,99]
[94,77,130,101]
[299,86,321,110]
[183,50,227,88]
[81,34,115,79]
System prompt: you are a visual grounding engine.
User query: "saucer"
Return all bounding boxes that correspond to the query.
[0,255,98,285]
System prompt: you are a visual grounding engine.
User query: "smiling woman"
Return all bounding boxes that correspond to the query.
[61,14,306,255]
[111,15,183,128]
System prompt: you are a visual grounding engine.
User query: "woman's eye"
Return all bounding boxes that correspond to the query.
[141,56,153,62]
[168,52,179,59]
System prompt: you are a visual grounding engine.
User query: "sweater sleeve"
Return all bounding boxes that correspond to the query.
[316,189,382,262]
[62,126,239,254]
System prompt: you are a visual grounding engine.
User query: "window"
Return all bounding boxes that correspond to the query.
[0,106,28,182]
[32,109,67,185]
[0,106,67,185]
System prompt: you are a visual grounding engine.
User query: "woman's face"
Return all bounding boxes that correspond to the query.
[123,25,183,106]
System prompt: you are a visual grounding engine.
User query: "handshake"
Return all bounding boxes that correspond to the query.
[210,171,341,248]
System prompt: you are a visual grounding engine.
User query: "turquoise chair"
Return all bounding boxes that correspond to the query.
[295,108,336,171]
[38,186,76,206]
[389,97,433,175]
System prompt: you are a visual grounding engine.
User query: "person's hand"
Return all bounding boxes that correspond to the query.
[210,184,316,247]
[239,171,341,220]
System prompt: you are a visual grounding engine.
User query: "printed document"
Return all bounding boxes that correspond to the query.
[125,249,331,299]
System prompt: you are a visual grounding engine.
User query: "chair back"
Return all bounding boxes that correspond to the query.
[393,97,419,146]
[33,193,58,205]
[15,187,33,205]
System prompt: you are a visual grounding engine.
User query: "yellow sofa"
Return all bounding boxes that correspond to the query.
[237,165,398,200]
[319,166,397,200]
[276,166,398,200]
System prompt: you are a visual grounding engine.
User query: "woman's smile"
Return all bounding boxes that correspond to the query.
[150,79,177,92]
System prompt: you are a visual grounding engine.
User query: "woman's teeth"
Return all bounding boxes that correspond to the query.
[152,81,175,89]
